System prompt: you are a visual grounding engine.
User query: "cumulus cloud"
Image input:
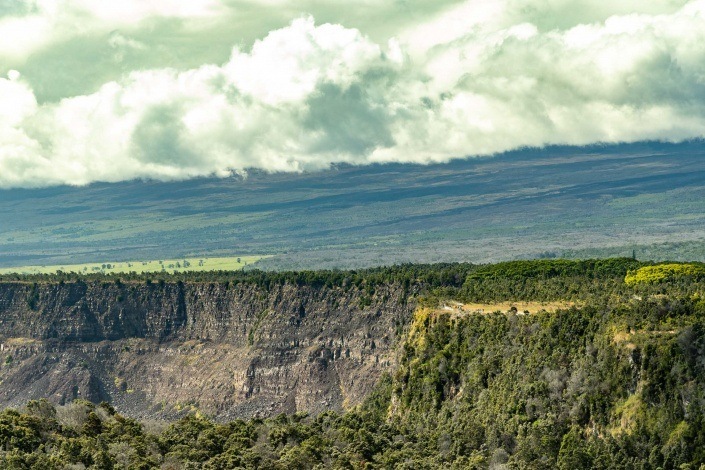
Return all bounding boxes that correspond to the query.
[2,1,705,187]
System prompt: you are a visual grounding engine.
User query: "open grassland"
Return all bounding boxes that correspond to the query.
[0,255,267,275]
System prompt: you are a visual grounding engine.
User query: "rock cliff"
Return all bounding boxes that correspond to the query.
[0,281,414,420]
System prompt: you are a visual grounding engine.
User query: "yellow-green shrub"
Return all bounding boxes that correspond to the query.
[625,263,705,286]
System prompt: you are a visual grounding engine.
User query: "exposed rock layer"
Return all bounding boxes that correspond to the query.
[0,281,414,420]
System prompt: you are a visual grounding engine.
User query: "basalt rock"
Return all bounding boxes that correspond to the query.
[0,281,415,420]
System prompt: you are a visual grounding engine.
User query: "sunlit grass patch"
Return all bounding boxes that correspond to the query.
[0,255,268,275]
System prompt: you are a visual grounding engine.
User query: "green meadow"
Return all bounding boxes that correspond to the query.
[0,256,267,275]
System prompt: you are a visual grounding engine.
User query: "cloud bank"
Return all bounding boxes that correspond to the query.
[1,0,705,187]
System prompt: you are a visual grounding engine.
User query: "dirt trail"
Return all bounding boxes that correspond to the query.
[439,300,575,316]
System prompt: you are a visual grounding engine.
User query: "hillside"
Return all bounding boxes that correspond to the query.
[2,141,705,271]
[1,260,705,468]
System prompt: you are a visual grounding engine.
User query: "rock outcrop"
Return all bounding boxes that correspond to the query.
[0,281,414,420]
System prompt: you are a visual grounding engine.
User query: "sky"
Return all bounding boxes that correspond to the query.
[0,0,704,188]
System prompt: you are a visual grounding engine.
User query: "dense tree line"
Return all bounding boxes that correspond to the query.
[0,263,476,292]
[0,257,660,304]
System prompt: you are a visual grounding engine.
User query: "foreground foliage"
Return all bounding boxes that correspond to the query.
[2,259,705,469]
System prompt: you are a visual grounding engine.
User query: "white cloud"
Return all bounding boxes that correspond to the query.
[0,0,224,63]
[2,2,705,188]
[108,32,145,51]
[0,73,36,127]
[0,12,55,61]
[223,17,384,105]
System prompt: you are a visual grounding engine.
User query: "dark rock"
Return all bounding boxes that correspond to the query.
[0,281,414,421]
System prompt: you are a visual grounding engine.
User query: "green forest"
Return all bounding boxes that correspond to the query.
[2,258,705,469]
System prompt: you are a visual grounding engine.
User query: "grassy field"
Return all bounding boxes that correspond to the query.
[0,256,267,275]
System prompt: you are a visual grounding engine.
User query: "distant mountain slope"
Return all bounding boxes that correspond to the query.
[1,141,705,269]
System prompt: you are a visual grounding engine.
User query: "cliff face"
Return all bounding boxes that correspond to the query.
[0,281,414,420]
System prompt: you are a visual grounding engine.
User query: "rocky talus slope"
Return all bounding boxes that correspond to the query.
[0,281,414,420]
